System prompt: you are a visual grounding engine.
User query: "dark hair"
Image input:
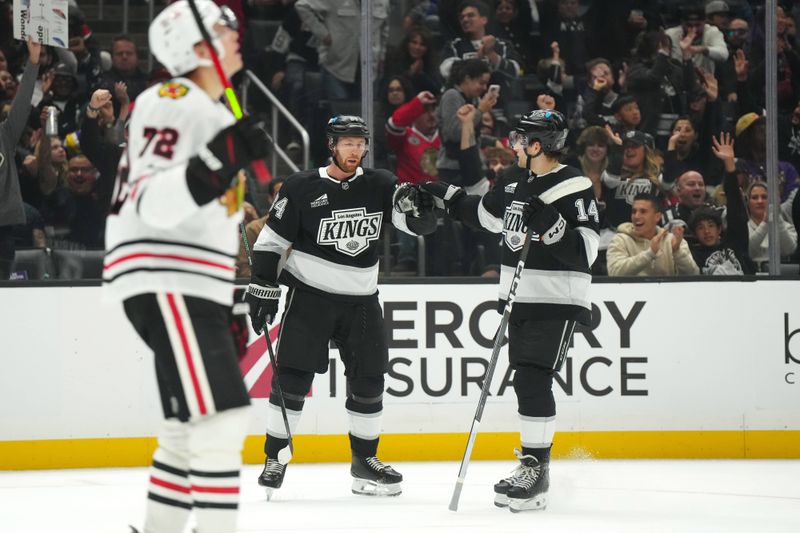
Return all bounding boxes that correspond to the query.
[458,0,490,18]
[585,57,612,76]
[633,192,660,210]
[633,30,670,62]
[612,95,638,114]
[688,206,722,231]
[381,75,414,107]
[670,115,696,131]
[393,26,437,79]
[680,4,705,21]
[268,176,286,198]
[111,34,138,54]
[448,58,490,87]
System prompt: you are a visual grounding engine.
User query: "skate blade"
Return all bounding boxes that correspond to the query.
[264,487,277,501]
[351,478,402,497]
[508,494,547,512]
[494,493,509,508]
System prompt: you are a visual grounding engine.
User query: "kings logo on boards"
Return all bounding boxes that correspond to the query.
[317,208,383,256]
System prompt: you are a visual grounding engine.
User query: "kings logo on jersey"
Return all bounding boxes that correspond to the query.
[503,200,535,251]
[317,208,383,257]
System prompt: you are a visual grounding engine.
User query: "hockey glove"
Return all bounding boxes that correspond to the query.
[186,114,272,205]
[524,195,567,245]
[393,183,434,217]
[419,181,466,214]
[245,283,281,335]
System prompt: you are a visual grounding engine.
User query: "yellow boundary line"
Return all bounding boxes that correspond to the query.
[2,431,799,470]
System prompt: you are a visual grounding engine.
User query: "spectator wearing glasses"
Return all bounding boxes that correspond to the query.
[718,17,752,105]
[41,154,106,250]
[665,4,728,76]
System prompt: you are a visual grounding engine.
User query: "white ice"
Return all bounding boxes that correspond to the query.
[1,460,799,532]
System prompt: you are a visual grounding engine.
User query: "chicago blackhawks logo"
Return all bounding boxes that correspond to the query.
[317,208,383,256]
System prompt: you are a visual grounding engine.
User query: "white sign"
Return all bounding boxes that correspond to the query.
[1,281,798,445]
[13,0,69,48]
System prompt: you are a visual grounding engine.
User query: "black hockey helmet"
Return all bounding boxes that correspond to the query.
[326,115,370,145]
[511,109,568,153]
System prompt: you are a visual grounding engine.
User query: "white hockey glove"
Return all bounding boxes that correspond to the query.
[245,283,281,334]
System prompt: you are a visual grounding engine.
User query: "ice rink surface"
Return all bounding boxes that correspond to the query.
[2,459,799,533]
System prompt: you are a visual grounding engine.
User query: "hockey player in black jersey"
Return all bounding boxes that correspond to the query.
[245,115,438,498]
[422,109,600,512]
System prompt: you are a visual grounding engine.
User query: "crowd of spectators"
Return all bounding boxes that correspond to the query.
[2,0,800,280]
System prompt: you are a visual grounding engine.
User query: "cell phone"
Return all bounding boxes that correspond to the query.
[488,84,501,97]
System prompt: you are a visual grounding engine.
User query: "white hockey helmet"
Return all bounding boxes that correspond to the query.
[148,0,238,76]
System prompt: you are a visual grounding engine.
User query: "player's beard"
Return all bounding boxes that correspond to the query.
[335,152,362,174]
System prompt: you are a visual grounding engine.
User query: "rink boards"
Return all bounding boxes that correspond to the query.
[1,279,799,469]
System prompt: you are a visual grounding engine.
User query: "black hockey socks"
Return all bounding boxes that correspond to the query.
[522,444,552,464]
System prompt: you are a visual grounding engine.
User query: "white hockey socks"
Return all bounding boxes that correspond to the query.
[144,420,192,533]
[189,406,252,533]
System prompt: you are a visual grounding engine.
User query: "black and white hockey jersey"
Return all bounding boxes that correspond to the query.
[458,164,600,324]
[251,167,425,299]
[103,78,241,306]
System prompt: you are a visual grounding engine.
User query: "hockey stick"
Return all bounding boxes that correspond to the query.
[449,224,535,512]
[185,0,243,119]
[185,0,292,464]
[239,224,294,465]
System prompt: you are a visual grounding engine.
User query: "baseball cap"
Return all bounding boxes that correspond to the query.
[705,1,730,16]
[735,112,761,136]
[53,62,77,79]
[622,130,655,150]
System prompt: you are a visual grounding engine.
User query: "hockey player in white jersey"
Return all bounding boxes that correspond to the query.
[422,109,600,512]
[103,2,271,531]
[245,115,438,498]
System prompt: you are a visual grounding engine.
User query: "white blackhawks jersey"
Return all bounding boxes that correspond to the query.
[103,78,242,306]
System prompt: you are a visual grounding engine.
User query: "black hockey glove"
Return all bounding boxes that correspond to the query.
[245,283,281,334]
[523,195,567,245]
[419,181,466,214]
[393,183,434,217]
[186,114,272,205]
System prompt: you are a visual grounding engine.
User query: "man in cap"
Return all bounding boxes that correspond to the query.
[706,1,730,31]
[665,4,729,74]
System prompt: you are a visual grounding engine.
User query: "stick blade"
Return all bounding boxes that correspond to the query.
[277,444,292,465]
[448,481,464,511]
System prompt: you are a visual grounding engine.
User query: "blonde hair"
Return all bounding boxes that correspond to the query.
[623,145,662,188]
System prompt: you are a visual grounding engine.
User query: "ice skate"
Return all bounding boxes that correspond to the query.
[350,455,403,496]
[506,453,549,512]
[257,458,286,500]
[493,449,529,507]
